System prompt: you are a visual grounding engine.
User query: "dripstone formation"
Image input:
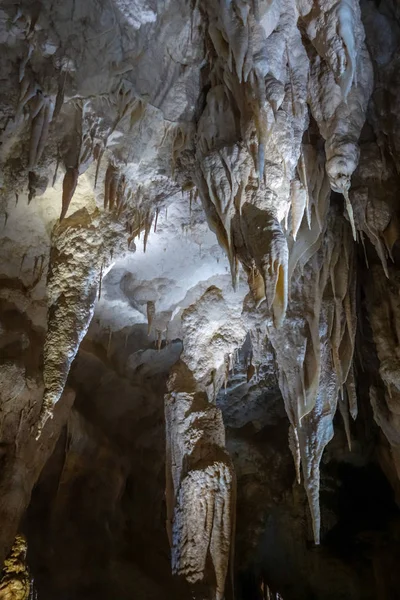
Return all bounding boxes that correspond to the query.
[1,1,400,598]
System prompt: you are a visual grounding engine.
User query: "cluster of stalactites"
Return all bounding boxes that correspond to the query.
[37,130,167,437]
[61,154,158,254]
[36,106,166,438]
[193,0,372,328]
[267,204,357,543]
[302,0,373,235]
[191,1,371,543]
[101,160,158,252]
[194,0,309,326]
[240,137,358,543]
[8,52,150,209]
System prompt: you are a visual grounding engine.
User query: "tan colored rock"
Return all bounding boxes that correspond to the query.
[0,535,30,600]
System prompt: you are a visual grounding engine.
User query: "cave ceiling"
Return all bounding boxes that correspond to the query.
[1,0,400,599]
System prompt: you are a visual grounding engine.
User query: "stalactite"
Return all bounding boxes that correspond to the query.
[98,261,104,301]
[115,174,126,212]
[107,329,112,358]
[36,208,126,438]
[28,103,45,171]
[27,172,38,204]
[383,215,399,258]
[247,262,266,307]
[301,0,363,98]
[288,424,301,485]
[258,204,356,543]
[52,154,60,187]
[338,389,352,451]
[143,210,153,252]
[306,16,373,206]
[54,69,67,119]
[94,146,104,189]
[146,300,155,336]
[291,179,307,241]
[224,355,229,392]
[348,142,397,278]
[246,358,255,383]
[19,43,33,83]
[32,256,39,277]
[154,207,159,233]
[152,330,159,351]
[60,168,79,221]
[15,78,38,124]
[35,98,55,164]
[104,163,118,211]
[108,169,119,212]
[19,253,26,274]
[28,97,55,170]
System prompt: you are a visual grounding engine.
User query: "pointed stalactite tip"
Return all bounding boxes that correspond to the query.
[34,403,54,441]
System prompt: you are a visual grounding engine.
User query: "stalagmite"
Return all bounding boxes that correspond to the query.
[165,287,245,598]
[0,535,30,600]
[165,384,235,600]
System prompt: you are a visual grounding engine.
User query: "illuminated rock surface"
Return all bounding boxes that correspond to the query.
[0,0,400,598]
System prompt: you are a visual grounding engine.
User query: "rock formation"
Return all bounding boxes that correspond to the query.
[165,286,245,598]
[0,535,30,600]
[0,0,400,598]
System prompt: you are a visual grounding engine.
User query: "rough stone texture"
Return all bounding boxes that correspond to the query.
[164,287,245,598]
[0,535,30,600]
[0,0,400,599]
[38,207,126,435]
